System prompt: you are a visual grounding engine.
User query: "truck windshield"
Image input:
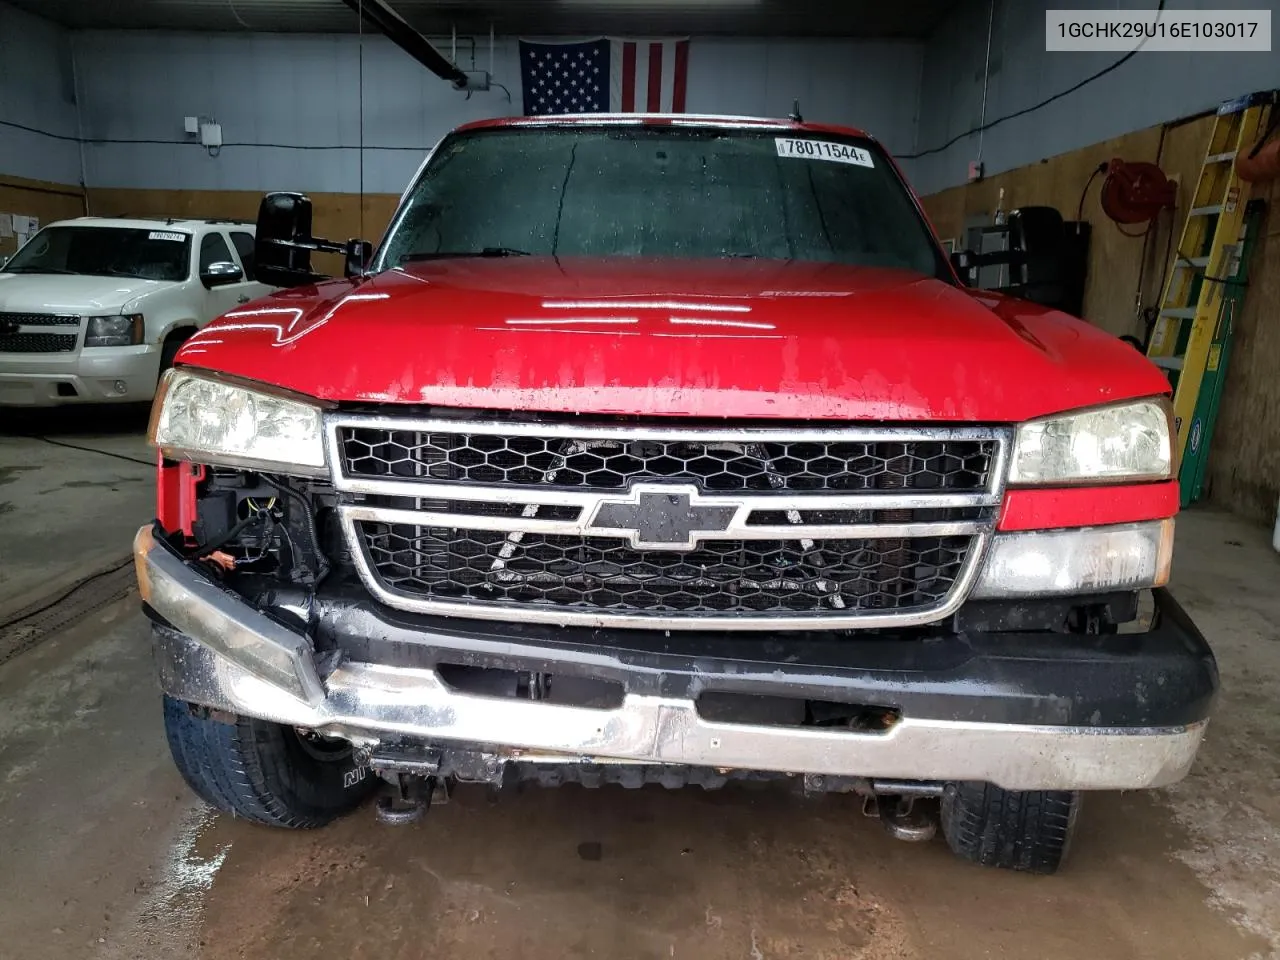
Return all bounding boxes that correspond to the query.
[2,227,191,282]
[379,126,946,278]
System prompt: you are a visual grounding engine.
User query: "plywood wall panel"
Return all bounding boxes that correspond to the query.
[920,115,1280,525]
[918,120,1215,340]
[1204,176,1280,522]
[0,175,87,259]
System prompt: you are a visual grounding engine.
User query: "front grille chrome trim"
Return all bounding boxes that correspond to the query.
[339,503,991,542]
[331,476,1002,511]
[339,510,992,631]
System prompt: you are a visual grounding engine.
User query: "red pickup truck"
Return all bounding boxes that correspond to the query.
[134,114,1216,874]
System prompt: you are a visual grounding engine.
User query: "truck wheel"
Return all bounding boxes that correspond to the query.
[162,695,374,828]
[159,328,195,377]
[940,782,1080,874]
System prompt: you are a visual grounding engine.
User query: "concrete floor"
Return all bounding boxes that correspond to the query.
[0,407,153,620]
[1,424,1278,960]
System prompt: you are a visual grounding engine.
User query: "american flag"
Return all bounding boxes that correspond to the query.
[519,38,690,116]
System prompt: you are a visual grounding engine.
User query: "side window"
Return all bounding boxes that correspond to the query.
[229,231,256,281]
[199,232,235,272]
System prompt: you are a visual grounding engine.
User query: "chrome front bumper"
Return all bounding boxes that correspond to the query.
[136,525,1209,791]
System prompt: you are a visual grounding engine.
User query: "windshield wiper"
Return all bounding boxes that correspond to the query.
[400,246,531,262]
[4,266,77,275]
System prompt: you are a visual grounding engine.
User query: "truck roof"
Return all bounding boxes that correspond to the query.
[454,113,874,142]
[44,216,253,232]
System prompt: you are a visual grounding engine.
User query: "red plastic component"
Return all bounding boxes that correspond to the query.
[176,260,1171,423]
[998,481,1179,532]
[156,459,205,539]
[1101,159,1177,224]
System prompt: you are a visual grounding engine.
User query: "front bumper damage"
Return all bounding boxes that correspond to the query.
[135,524,1217,792]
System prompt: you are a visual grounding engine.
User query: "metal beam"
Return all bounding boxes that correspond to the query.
[339,0,468,85]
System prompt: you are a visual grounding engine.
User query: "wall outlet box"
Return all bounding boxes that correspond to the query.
[183,116,200,135]
[199,122,222,148]
[967,160,984,182]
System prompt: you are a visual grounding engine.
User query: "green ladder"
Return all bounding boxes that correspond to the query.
[1145,91,1274,506]
[1177,198,1265,505]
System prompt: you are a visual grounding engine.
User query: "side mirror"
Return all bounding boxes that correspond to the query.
[345,239,374,278]
[255,192,322,288]
[1006,206,1071,310]
[254,191,369,288]
[201,261,243,288]
[1008,206,1066,263]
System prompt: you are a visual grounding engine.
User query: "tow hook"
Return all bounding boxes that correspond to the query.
[374,774,437,825]
[366,742,452,826]
[862,780,943,843]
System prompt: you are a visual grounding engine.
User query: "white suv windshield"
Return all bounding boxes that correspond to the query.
[3,227,191,282]
[380,126,946,278]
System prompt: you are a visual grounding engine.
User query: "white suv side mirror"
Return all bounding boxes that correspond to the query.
[201,260,244,288]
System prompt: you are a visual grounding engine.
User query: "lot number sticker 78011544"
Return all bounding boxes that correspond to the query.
[775,138,874,168]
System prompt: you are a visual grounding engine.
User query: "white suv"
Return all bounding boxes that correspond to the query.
[0,217,276,406]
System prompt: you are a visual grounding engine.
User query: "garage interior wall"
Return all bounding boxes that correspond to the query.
[913,0,1280,522]
[0,2,86,257]
[72,29,922,245]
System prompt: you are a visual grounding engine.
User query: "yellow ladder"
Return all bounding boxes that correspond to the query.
[1147,91,1276,463]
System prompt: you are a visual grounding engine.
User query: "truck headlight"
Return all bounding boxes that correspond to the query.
[149,369,327,475]
[973,519,1174,598]
[85,314,144,347]
[1009,398,1173,485]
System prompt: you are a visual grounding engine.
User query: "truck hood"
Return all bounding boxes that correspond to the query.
[0,272,173,314]
[179,257,1169,422]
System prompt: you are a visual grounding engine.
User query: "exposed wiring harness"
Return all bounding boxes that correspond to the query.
[259,475,332,588]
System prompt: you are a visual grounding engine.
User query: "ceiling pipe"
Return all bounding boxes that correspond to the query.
[339,0,468,85]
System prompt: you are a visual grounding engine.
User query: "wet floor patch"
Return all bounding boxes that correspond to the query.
[51,476,149,491]
[0,464,39,486]
[101,806,231,960]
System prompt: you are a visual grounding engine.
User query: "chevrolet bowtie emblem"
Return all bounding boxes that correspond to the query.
[586,484,739,550]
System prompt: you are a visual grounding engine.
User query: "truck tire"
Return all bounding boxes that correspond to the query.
[940,782,1080,874]
[159,328,195,378]
[162,695,374,828]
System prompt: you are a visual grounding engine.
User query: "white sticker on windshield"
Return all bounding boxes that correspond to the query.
[775,138,874,168]
[148,231,186,242]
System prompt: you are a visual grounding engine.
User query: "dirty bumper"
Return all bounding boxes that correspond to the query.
[136,525,1216,792]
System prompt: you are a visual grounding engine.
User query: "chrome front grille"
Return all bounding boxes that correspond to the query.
[338,425,996,492]
[0,312,81,353]
[0,313,81,354]
[328,416,1010,631]
[357,524,974,616]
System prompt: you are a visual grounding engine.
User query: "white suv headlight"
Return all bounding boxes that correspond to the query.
[149,369,327,475]
[1009,398,1173,485]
